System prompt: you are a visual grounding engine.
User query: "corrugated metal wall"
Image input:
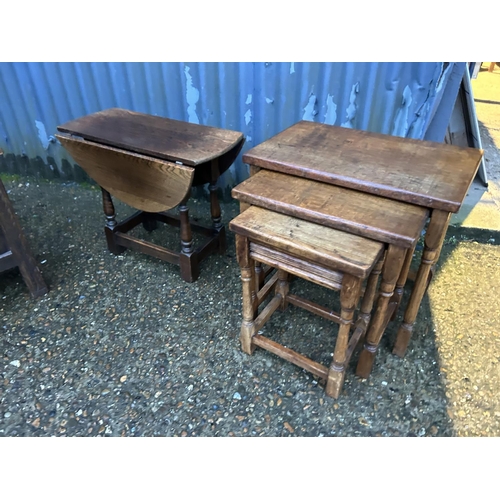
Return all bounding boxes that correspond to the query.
[0,62,465,193]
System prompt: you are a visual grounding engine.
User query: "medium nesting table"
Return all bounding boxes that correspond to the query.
[57,108,244,282]
[241,121,483,373]
[233,169,429,379]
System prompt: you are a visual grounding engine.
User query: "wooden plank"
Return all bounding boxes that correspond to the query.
[252,334,329,380]
[115,211,143,233]
[252,244,343,286]
[154,212,215,237]
[286,294,342,324]
[57,107,244,167]
[57,134,195,213]
[233,169,428,248]
[230,206,384,278]
[256,271,279,305]
[250,244,347,290]
[114,232,180,265]
[242,120,483,212]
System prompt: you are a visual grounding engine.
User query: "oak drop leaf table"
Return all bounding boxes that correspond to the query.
[241,121,483,372]
[57,108,244,282]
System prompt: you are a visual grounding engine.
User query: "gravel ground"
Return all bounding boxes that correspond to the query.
[2,176,498,437]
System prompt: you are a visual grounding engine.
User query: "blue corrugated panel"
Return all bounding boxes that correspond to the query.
[0,62,465,190]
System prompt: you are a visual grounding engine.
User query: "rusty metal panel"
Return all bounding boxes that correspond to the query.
[0,62,465,192]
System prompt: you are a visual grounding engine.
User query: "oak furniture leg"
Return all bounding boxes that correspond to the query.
[179,192,199,283]
[390,244,416,321]
[356,244,406,378]
[393,209,451,357]
[236,234,257,355]
[210,159,226,254]
[359,255,384,326]
[326,274,362,398]
[101,188,126,255]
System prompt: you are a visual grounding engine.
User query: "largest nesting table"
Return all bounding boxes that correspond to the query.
[240,121,483,370]
[57,108,244,282]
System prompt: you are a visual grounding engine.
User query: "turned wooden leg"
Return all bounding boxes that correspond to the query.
[210,159,226,255]
[326,274,362,398]
[390,244,415,321]
[393,210,451,357]
[0,179,48,298]
[356,245,406,379]
[178,192,199,282]
[275,269,290,311]
[236,234,257,355]
[254,262,265,291]
[359,254,384,326]
[101,188,125,255]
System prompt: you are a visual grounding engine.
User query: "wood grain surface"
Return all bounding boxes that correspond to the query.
[229,206,384,278]
[56,134,194,213]
[232,169,428,248]
[242,121,483,212]
[58,108,244,167]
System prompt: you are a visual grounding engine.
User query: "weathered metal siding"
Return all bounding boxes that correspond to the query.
[0,62,465,191]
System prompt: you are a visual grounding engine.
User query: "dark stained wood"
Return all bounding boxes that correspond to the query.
[57,134,195,213]
[57,108,239,282]
[232,169,429,248]
[114,232,180,264]
[102,189,126,255]
[229,206,385,279]
[57,107,244,168]
[359,255,385,325]
[286,294,341,324]
[243,120,483,213]
[0,176,48,298]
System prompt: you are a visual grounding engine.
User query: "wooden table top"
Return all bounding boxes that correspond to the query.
[58,108,244,167]
[230,206,384,279]
[232,169,428,248]
[242,121,483,213]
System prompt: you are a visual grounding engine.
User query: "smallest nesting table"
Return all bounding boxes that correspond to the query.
[57,108,245,282]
